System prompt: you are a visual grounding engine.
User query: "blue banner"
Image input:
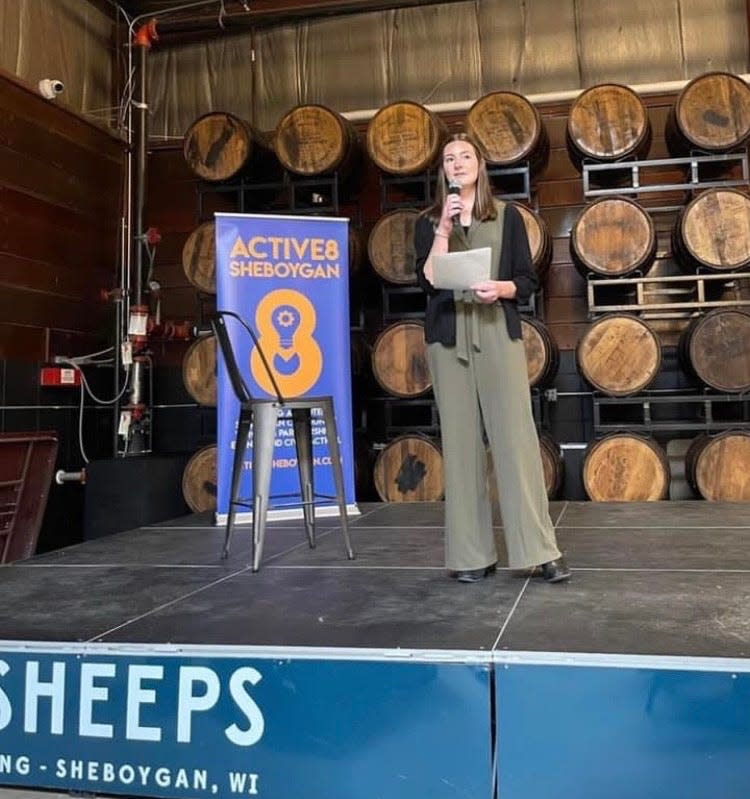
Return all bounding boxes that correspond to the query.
[214,213,356,518]
[496,656,750,799]
[0,645,492,799]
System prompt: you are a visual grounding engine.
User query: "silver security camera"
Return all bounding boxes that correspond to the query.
[38,79,64,99]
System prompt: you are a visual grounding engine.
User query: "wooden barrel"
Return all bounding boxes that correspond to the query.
[367,209,420,284]
[371,321,431,397]
[181,221,216,294]
[672,188,750,274]
[577,314,661,396]
[488,431,564,503]
[566,84,651,171]
[274,104,359,176]
[570,197,657,278]
[666,72,750,156]
[685,431,750,501]
[366,101,448,175]
[583,433,670,501]
[182,335,217,406]
[184,112,269,182]
[511,202,553,282]
[521,317,559,388]
[182,444,217,513]
[373,435,444,501]
[678,307,750,392]
[465,91,549,175]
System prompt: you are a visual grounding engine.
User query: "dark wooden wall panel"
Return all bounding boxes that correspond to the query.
[147,148,237,329]
[537,180,584,208]
[0,324,47,360]
[0,110,122,178]
[147,197,199,232]
[0,254,97,302]
[1,193,115,284]
[546,149,579,181]
[0,286,100,332]
[546,262,587,294]
[0,69,125,361]
[47,329,107,359]
[0,147,119,218]
[155,233,189,270]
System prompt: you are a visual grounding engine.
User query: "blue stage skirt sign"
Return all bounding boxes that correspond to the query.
[0,644,493,799]
[214,213,356,519]
[495,653,750,799]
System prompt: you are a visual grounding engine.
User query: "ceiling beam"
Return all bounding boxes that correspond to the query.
[122,0,467,46]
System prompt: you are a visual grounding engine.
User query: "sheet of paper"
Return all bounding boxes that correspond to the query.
[431,247,492,290]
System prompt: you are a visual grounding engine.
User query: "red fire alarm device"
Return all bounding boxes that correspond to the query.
[40,366,81,387]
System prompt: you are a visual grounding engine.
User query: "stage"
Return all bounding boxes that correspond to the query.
[1,500,750,799]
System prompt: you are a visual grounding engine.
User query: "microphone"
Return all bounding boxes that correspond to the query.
[447,179,461,226]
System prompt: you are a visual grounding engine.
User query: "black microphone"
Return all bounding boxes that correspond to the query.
[447,179,461,226]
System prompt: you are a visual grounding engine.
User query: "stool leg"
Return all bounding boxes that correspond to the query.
[223,409,252,559]
[292,407,316,549]
[252,402,278,571]
[322,401,354,560]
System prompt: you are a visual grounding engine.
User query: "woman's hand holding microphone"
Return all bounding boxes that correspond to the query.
[437,180,462,237]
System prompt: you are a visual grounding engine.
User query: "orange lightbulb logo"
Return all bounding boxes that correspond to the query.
[251,289,323,396]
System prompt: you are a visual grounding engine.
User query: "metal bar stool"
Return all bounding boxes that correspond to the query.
[210,310,355,571]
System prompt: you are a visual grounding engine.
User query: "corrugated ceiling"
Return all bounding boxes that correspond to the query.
[145,0,750,137]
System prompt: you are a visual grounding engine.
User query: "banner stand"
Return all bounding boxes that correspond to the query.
[214,213,360,524]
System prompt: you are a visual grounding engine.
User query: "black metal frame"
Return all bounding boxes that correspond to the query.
[592,389,750,435]
[582,151,750,200]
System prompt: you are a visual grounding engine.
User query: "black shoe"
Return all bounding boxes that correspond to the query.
[452,564,497,583]
[540,558,571,583]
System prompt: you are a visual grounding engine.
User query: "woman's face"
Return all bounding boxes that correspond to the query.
[443,139,480,189]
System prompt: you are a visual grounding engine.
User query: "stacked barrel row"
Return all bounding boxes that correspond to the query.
[176,71,750,506]
[566,72,750,165]
[180,72,750,183]
[581,431,750,502]
[571,190,750,281]
[567,75,750,502]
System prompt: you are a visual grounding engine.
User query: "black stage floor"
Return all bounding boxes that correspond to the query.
[2,500,750,659]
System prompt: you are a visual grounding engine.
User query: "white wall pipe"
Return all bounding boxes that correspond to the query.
[55,470,86,485]
[341,74,750,122]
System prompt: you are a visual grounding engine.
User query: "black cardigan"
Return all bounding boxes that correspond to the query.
[414,203,537,344]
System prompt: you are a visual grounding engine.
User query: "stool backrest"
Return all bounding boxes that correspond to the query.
[210,311,284,404]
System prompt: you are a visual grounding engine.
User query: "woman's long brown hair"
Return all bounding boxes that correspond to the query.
[422,133,498,224]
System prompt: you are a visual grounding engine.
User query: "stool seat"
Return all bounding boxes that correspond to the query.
[211,311,354,571]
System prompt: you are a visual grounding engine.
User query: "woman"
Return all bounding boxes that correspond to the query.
[414,132,570,584]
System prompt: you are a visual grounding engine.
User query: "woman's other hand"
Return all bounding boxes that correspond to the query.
[471,280,518,303]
